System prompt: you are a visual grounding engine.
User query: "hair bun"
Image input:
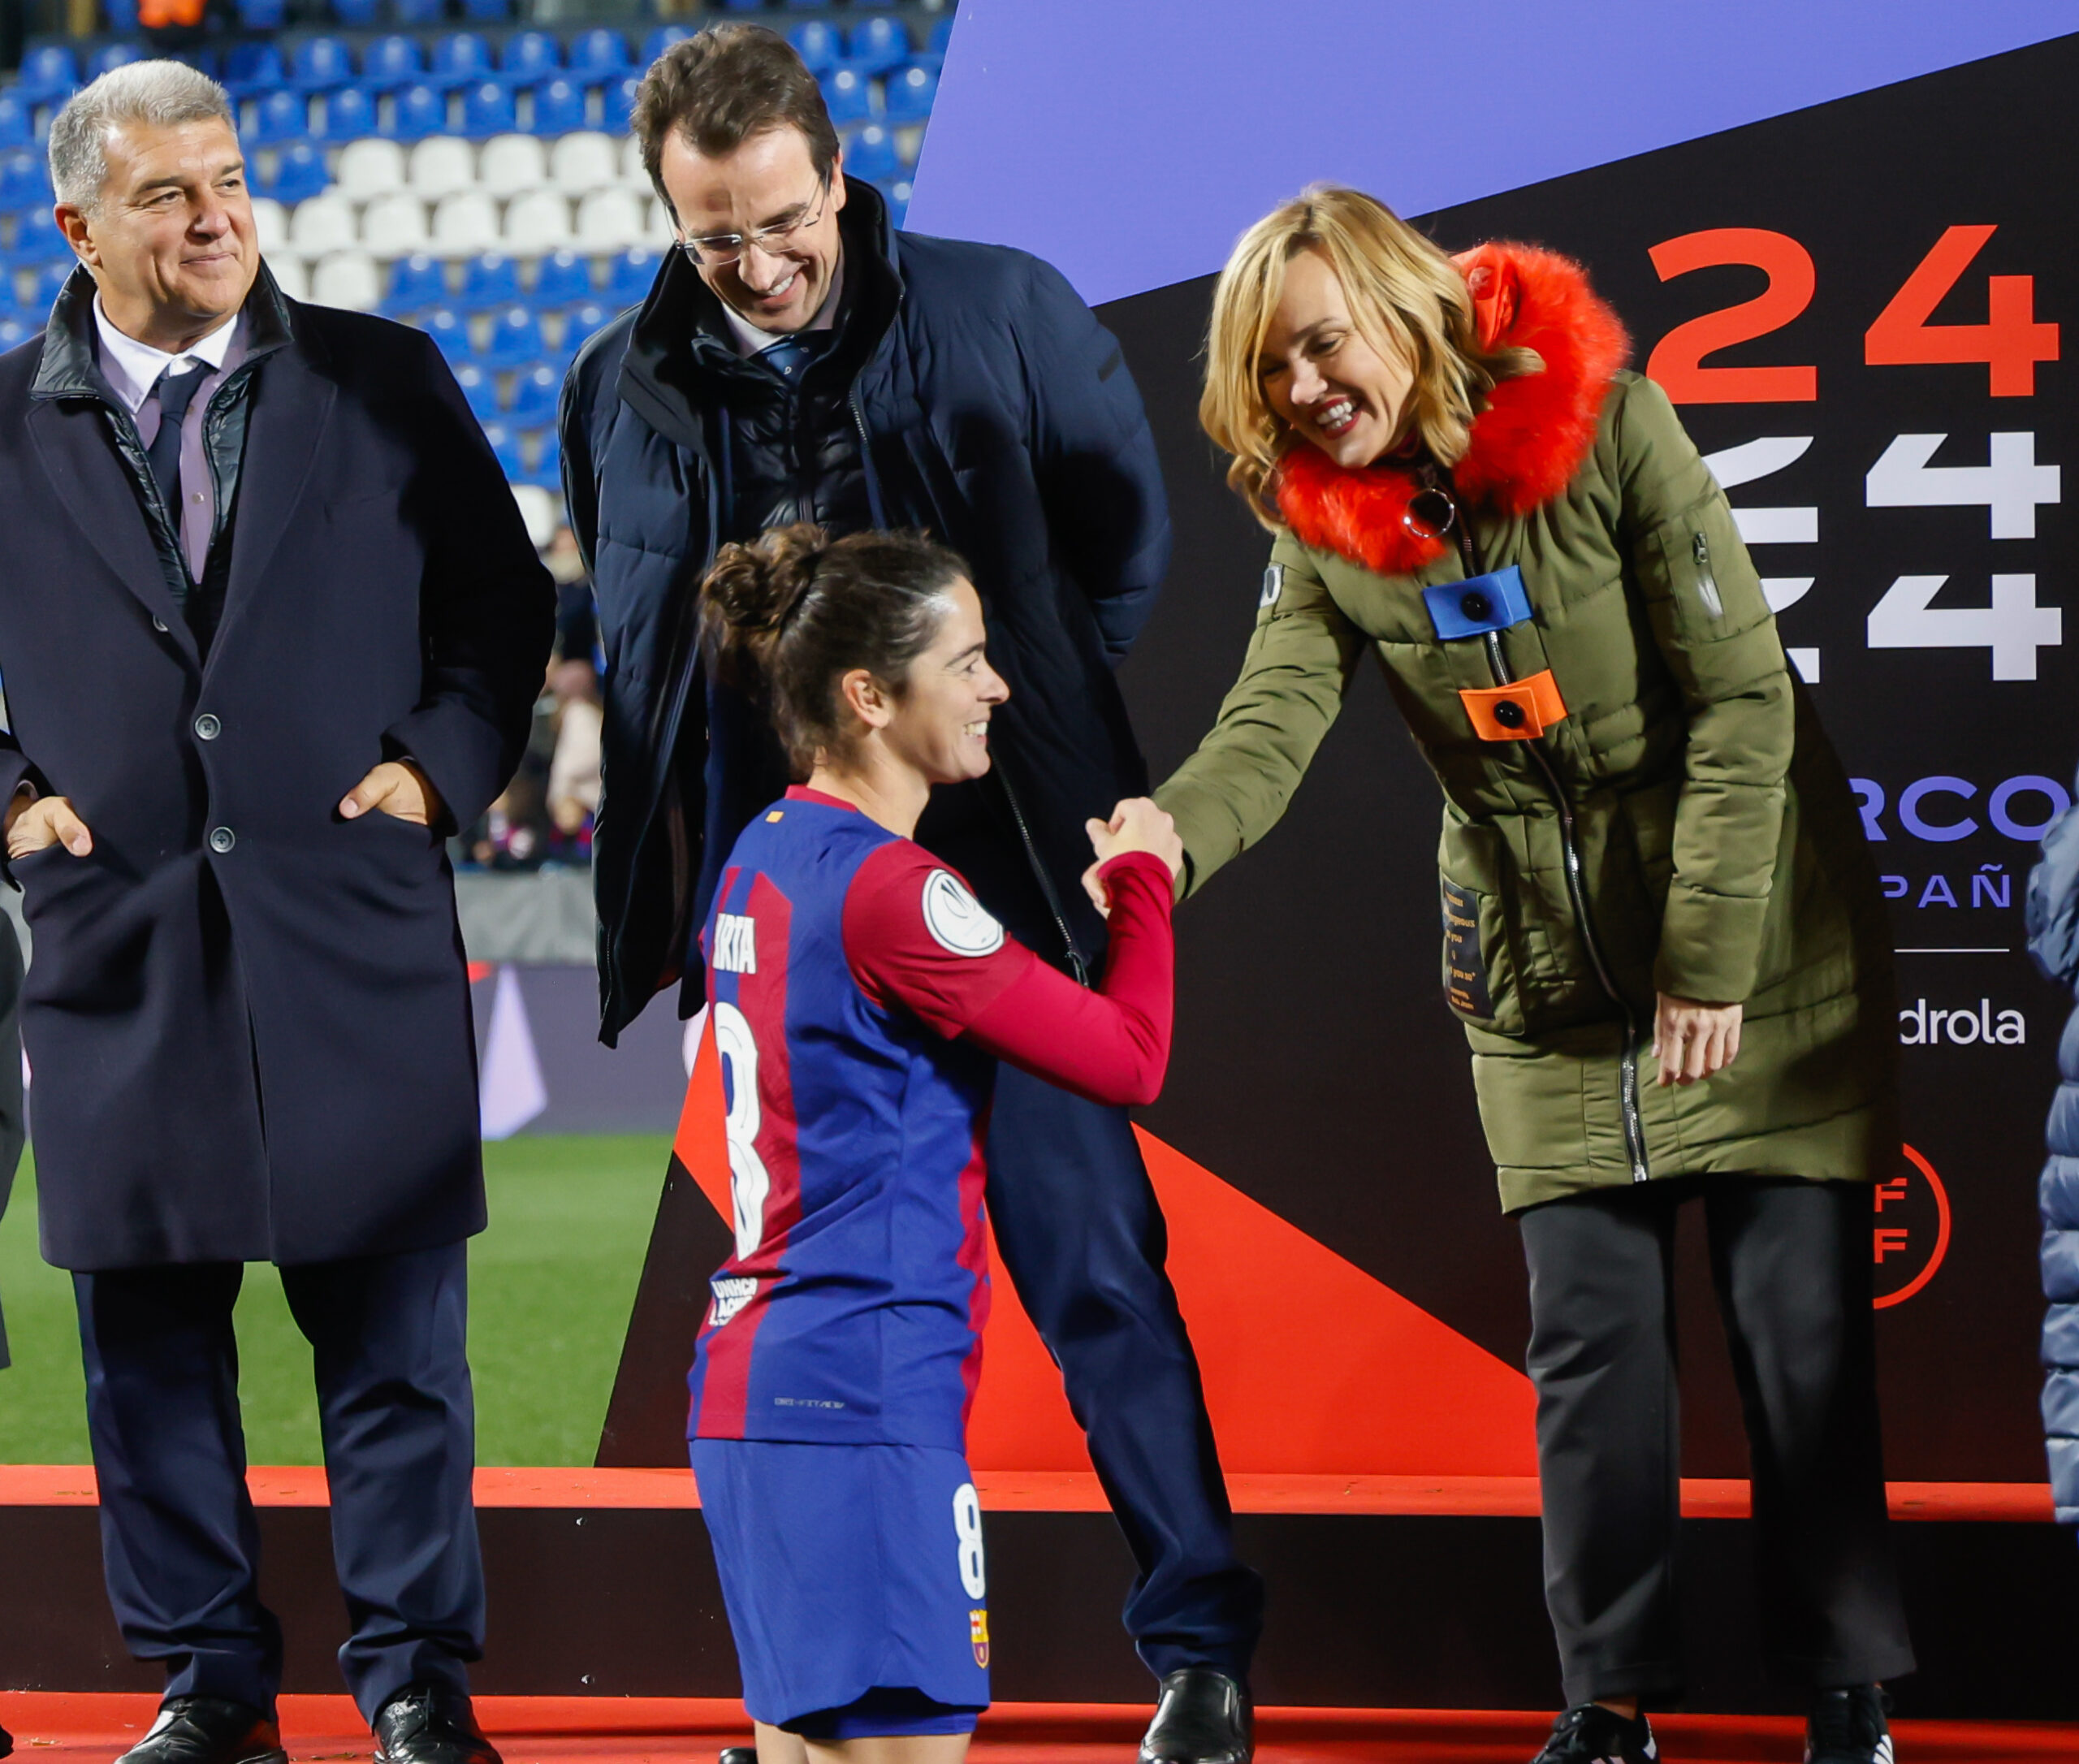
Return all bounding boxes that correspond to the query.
[698,522,828,694]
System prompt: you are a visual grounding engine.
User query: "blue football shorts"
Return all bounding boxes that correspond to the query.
[692,1438,992,1734]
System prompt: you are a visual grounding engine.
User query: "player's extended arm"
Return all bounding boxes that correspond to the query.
[844,847,1175,1107]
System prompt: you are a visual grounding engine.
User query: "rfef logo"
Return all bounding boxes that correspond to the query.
[1874,1145,1951,1308]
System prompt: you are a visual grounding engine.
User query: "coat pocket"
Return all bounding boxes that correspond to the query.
[1438,814,1528,1036]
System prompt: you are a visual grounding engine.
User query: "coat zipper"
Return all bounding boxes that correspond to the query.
[996,763,1091,988]
[1456,526,1650,1183]
[1692,530,1723,619]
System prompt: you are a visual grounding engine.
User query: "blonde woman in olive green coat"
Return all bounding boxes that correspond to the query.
[1140,188,1914,1764]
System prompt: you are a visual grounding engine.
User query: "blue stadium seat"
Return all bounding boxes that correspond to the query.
[246,89,308,147]
[558,300,609,361]
[237,0,287,28]
[223,41,287,98]
[430,33,495,90]
[105,0,140,34]
[507,361,557,426]
[531,249,592,305]
[261,141,329,205]
[822,67,873,126]
[170,48,222,80]
[876,175,912,228]
[525,427,560,489]
[460,81,517,140]
[362,35,426,92]
[481,420,522,479]
[842,123,899,183]
[388,84,447,141]
[499,31,560,87]
[460,0,512,21]
[604,76,639,133]
[0,149,51,213]
[530,78,586,136]
[928,17,956,60]
[383,252,447,316]
[882,63,936,124]
[291,37,356,93]
[567,29,630,83]
[15,45,79,105]
[318,87,378,143]
[420,305,472,360]
[482,302,543,367]
[845,17,910,75]
[393,0,444,23]
[0,94,29,152]
[452,362,499,422]
[460,252,521,309]
[640,25,691,68]
[602,249,655,309]
[10,211,66,268]
[721,0,764,10]
[331,0,380,24]
[32,257,75,308]
[86,43,144,82]
[786,21,841,75]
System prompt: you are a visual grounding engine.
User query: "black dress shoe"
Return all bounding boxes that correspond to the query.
[1528,1704,1658,1764]
[2,1722,14,1759]
[719,1749,757,1764]
[1139,1668,1251,1764]
[372,1687,500,1764]
[114,1698,287,1764]
[1805,1685,1895,1764]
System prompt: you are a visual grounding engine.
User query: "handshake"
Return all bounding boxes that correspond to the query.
[1079,797,1184,914]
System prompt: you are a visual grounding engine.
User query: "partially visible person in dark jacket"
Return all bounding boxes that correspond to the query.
[0,62,551,1764]
[560,25,1261,1762]
[0,899,19,1764]
[2025,774,2079,1532]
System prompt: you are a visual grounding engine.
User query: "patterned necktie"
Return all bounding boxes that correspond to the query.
[145,359,210,517]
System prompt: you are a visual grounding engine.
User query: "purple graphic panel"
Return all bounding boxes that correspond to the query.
[910,0,2078,305]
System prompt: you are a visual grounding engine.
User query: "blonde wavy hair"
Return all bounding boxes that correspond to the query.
[1200,185,1541,528]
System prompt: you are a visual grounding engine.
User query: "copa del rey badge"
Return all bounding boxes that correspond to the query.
[969,1608,990,1667]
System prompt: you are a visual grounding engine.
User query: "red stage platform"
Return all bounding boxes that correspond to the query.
[2,1693,2074,1764]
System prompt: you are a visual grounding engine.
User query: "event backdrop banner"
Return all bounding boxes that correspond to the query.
[605,24,2079,1487]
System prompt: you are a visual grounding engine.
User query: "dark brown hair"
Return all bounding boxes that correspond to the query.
[699,525,971,775]
[633,24,841,218]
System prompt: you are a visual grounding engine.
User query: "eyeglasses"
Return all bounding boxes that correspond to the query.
[676,179,832,266]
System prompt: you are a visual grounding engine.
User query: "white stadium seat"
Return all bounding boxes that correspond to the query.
[310,251,383,313]
[503,189,573,255]
[407,136,478,201]
[335,138,407,204]
[479,133,547,200]
[549,132,619,195]
[643,197,673,246]
[619,132,644,185]
[573,188,645,254]
[511,483,559,550]
[360,192,430,258]
[287,193,357,260]
[249,197,287,256]
[430,191,501,258]
[267,254,309,301]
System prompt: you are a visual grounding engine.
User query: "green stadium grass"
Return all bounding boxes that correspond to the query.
[0,1135,671,1466]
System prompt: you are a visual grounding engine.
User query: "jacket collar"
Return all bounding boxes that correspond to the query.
[30,258,298,406]
[616,175,905,452]
[1273,242,1632,578]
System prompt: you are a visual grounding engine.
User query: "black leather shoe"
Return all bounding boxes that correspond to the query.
[1139,1668,1251,1764]
[372,1687,500,1764]
[1529,1704,1658,1764]
[719,1749,756,1764]
[1805,1686,1894,1764]
[113,1698,287,1764]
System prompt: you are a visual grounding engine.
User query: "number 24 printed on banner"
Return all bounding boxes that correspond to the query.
[1649,225,2064,680]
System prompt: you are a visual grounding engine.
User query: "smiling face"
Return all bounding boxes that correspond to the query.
[1257,246,1416,470]
[865,577,1008,788]
[660,123,846,335]
[58,115,257,350]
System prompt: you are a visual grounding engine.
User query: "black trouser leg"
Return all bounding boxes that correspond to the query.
[983,1065,1264,1680]
[279,1241,484,1722]
[1519,1186,1684,1707]
[74,1262,284,1712]
[1703,1180,1915,1688]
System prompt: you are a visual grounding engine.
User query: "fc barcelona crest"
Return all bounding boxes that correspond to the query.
[969,1608,990,1667]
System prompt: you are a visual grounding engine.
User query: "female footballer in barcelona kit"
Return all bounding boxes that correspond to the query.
[685,523,1185,1764]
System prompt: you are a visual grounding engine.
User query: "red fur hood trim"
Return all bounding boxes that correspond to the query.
[1273,243,1631,577]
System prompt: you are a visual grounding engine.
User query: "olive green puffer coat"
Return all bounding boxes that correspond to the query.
[1156,246,1897,1212]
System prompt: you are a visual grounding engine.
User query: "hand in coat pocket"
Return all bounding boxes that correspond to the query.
[339,760,445,828]
[5,787,93,858]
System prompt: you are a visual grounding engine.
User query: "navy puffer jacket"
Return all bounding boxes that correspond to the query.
[2024,767,2079,1522]
[560,182,1169,1042]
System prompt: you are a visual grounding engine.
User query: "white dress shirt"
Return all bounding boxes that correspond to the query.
[719,257,845,362]
[93,298,246,582]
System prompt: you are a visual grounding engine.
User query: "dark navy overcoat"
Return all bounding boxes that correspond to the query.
[0,267,553,1271]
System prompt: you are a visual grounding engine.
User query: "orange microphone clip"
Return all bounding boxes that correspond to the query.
[1459,670,1567,741]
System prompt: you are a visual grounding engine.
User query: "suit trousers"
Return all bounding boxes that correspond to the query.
[1518,1176,1916,1706]
[983,1065,1264,1679]
[74,1240,483,1719]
